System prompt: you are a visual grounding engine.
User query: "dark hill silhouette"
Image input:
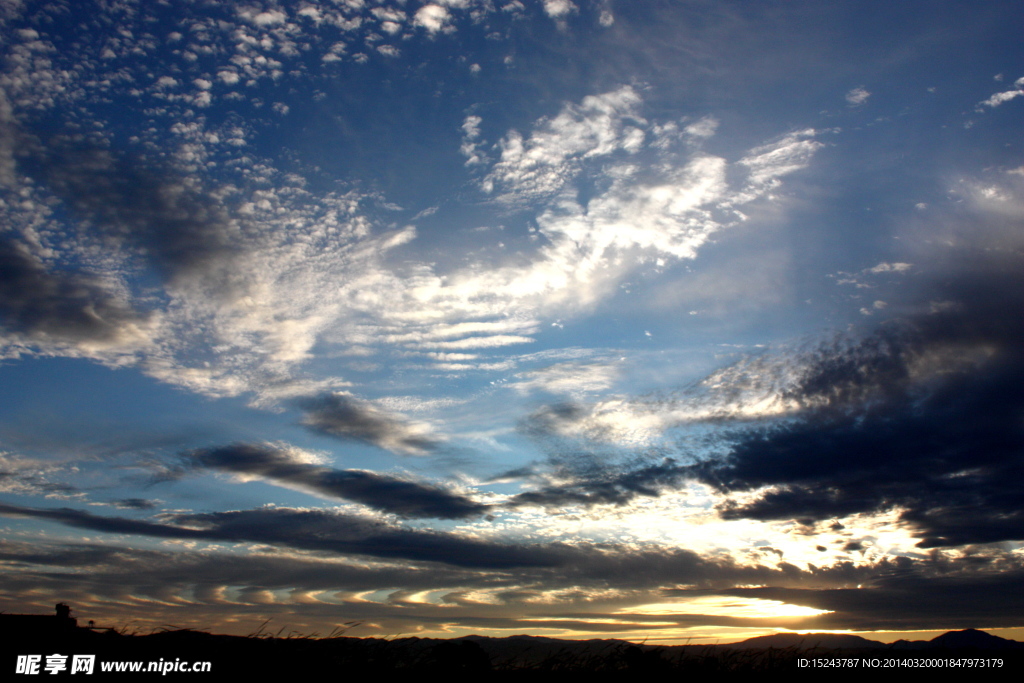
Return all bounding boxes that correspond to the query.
[731,629,1024,652]
[725,632,885,650]
[926,628,1024,650]
[3,607,1022,679]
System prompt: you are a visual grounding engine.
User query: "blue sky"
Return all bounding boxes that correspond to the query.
[2,0,1024,643]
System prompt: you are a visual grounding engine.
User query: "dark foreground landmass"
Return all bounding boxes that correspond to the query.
[4,623,1024,679]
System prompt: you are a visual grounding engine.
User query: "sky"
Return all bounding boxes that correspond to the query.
[1,0,1024,644]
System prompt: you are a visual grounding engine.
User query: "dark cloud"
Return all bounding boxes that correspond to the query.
[0,539,128,570]
[188,442,489,519]
[299,394,440,455]
[172,507,575,569]
[0,506,883,590]
[507,457,689,509]
[1,136,246,350]
[517,402,589,441]
[692,253,1024,547]
[0,459,81,497]
[0,501,881,586]
[509,402,697,509]
[8,533,1024,634]
[0,238,147,345]
[40,144,245,293]
[0,538,487,596]
[684,568,1024,631]
[109,498,158,510]
[0,502,566,569]
[0,502,212,540]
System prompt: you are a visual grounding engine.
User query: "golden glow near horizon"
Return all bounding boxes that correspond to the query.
[619,596,833,619]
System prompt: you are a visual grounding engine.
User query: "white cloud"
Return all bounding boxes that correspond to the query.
[845,87,870,106]
[382,90,821,353]
[483,86,647,203]
[977,76,1024,108]
[414,5,451,34]
[382,320,539,344]
[460,114,486,165]
[435,110,817,328]
[297,6,322,23]
[684,116,719,138]
[0,452,82,498]
[0,67,821,404]
[243,9,287,26]
[543,0,577,19]
[371,7,406,22]
[513,361,621,397]
[418,335,537,350]
[865,262,912,274]
[523,351,806,448]
[737,130,821,193]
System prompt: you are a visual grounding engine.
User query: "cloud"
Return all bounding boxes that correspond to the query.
[506,190,1024,549]
[448,97,820,323]
[737,129,821,194]
[542,0,577,20]
[6,532,1023,635]
[299,393,441,455]
[188,442,488,519]
[1,75,824,411]
[0,452,81,498]
[512,360,621,397]
[0,238,150,350]
[41,145,244,294]
[977,76,1024,108]
[695,567,1024,631]
[684,116,719,139]
[845,87,870,106]
[507,457,690,509]
[3,133,421,396]
[517,349,802,450]
[460,114,486,166]
[482,86,646,203]
[691,252,1024,547]
[0,89,16,185]
[414,5,451,34]
[0,502,577,569]
[109,498,158,510]
[865,262,912,274]
[0,500,872,588]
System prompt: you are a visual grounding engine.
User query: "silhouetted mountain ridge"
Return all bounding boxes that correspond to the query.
[4,618,1022,678]
[726,632,885,650]
[729,628,1024,650]
[892,628,1024,650]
